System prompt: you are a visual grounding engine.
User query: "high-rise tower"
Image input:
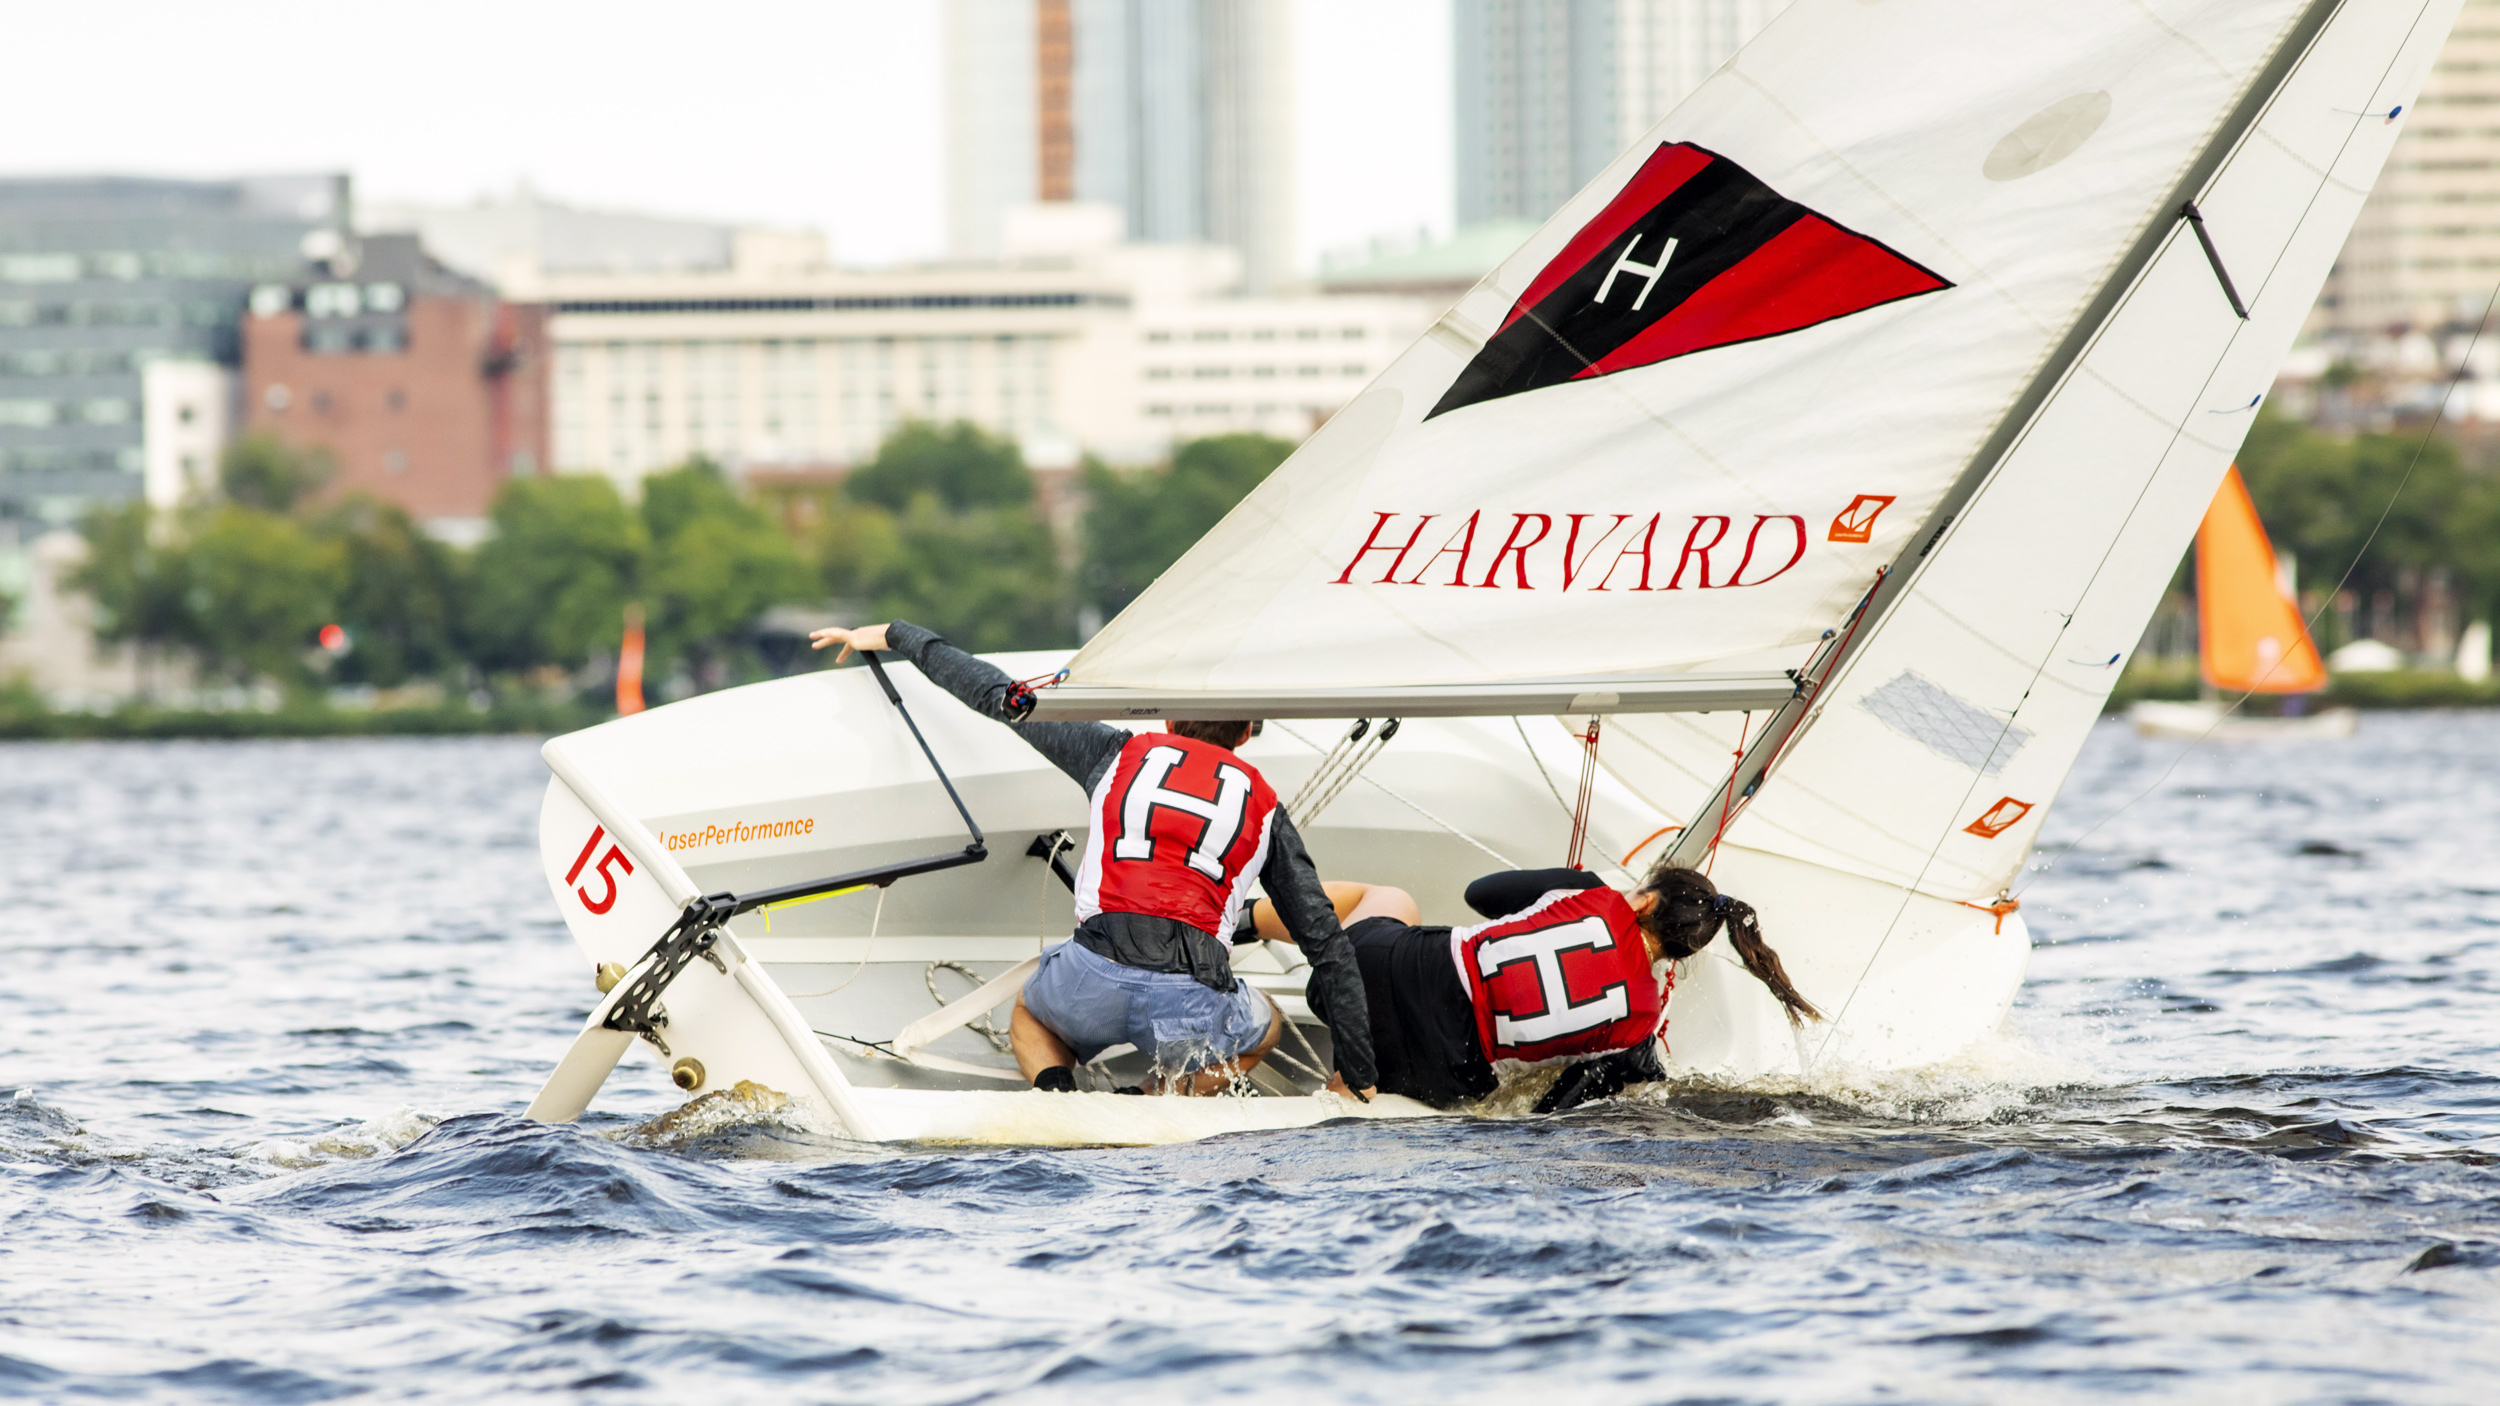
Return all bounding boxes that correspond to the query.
[1454,0,1793,228]
[944,0,1295,291]
[2316,0,2500,336]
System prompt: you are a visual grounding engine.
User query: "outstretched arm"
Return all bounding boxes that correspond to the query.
[1533,1039,1668,1114]
[1463,867,1604,920]
[813,621,1126,790]
[1259,810,1378,1098]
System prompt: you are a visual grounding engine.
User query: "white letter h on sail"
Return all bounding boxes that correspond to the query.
[1594,235,1676,311]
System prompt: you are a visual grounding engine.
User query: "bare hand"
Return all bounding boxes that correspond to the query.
[1325,1073,1376,1103]
[808,623,890,664]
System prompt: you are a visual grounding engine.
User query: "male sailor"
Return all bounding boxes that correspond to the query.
[1238,860,1817,1112]
[810,621,1377,1100]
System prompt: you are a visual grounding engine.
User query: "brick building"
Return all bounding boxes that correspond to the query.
[243,233,547,531]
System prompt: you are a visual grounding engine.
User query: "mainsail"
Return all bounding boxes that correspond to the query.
[1041,0,2449,903]
[1041,0,2452,742]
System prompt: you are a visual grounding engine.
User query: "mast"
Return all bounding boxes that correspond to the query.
[1659,0,2350,871]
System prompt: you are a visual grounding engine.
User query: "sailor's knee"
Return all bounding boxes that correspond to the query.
[1347,884,1420,926]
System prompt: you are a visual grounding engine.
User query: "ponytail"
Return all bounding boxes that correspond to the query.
[1634,862,1822,1026]
[1716,895,1821,1026]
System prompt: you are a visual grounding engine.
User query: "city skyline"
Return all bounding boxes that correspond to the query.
[0,0,1451,276]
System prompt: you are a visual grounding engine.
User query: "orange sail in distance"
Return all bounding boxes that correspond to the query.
[616,603,648,716]
[2195,466,2325,694]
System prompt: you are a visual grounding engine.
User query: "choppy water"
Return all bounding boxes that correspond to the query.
[3,716,2498,1404]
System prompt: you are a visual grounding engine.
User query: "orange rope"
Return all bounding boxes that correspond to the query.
[1619,824,1682,868]
[1957,897,2022,934]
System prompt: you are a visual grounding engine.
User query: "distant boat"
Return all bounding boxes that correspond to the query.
[2129,466,2356,740]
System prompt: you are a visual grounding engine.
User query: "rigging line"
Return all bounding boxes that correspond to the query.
[1273,721,1521,869]
[1515,716,1634,878]
[779,884,887,999]
[1515,715,1576,820]
[1288,719,1368,815]
[1302,721,1400,825]
[1358,772,1522,871]
[1718,573,1886,831]
[2020,271,2500,894]
[812,1030,897,1056]
[1701,711,1753,877]
[1567,717,1603,869]
[1660,570,1884,874]
[1809,43,2431,1056]
[1264,1039,1331,1088]
[1280,1010,1332,1087]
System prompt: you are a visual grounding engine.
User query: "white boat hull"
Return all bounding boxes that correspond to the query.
[526,657,2032,1145]
[2127,699,2358,741]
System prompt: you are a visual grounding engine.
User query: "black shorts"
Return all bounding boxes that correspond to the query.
[1346,916,1497,1109]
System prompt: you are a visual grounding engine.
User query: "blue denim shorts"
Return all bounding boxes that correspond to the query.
[1021,940,1273,1072]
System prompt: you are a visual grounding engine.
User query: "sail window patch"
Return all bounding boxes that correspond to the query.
[1982,91,2112,181]
[1857,671,2030,775]
[1428,142,1952,419]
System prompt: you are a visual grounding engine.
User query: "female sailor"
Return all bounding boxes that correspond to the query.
[1242,860,1817,1113]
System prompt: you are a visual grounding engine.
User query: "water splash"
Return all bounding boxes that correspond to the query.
[242,1106,444,1168]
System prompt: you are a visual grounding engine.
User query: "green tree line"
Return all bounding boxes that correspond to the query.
[67,424,1295,704]
[2236,409,2500,640]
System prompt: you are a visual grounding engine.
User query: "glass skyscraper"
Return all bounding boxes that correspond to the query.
[0,175,342,532]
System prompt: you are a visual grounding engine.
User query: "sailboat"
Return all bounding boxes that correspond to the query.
[2128,465,2358,740]
[518,0,2457,1146]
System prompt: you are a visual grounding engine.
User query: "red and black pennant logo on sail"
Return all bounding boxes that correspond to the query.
[1428,143,1953,420]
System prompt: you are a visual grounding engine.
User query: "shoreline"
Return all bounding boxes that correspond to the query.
[2108,663,2500,710]
[2,668,2494,740]
[0,699,606,741]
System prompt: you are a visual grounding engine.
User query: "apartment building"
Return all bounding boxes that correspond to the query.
[241,234,550,531]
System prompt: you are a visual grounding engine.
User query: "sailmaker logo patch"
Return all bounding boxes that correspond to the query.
[1429,143,1953,419]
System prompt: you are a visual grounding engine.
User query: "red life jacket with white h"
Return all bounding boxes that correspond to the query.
[1073,731,1279,939]
[1450,886,1668,1063]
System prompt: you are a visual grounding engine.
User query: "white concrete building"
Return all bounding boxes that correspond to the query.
[359,186,745,286]
[513,211,1429,487]
[139,360,232,508]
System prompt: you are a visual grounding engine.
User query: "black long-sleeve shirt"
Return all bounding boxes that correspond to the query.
[1464,867,1605,919]
[880,621,1378,1090]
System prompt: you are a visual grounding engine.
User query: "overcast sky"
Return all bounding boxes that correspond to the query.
[0,0,1452,271]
